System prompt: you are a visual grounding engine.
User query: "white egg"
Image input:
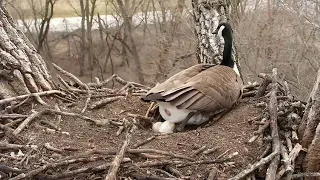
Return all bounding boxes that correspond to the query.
[152,122,163,132]
[158,121,175,134]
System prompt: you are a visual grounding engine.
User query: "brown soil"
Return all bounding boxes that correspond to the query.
[1,93,265,179]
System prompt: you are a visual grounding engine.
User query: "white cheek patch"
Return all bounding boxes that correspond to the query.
[217,25,225,36]
[233,64,240,77]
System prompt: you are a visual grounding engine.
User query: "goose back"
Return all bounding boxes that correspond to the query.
[144,65,243,112]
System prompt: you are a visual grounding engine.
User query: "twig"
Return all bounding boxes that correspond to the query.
[127,113,153,122]
[145,102,155,117]
[132,135,156,148]
[0,165,24,174]
[114,75,151,90]
[18,149,33,165]
[280,144,293,179]
[203,147,218,155]
[164,165,185,178]
[44,143,63,153]
[9,156,103,180]
[128,149,195,161]
[258,143,272,159]
[229,151,279,180]
[255,73,272,98]
[248,118,268,143]
[191,146,207,157]
[0,90,65,105]
[52,63,86,89]
[89,96,123,109]
[266,68,281,180]
[40,120,59,131]
[284,132,293,152]
[105,124,136,180]
[292,172,320,179]
[0,114,28,119]
[54,104,62,130]
[13,111,44,135]
[81,85,92,113]
[0,142,37,150]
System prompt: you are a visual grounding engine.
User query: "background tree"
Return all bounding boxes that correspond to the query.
[191,0,243,79]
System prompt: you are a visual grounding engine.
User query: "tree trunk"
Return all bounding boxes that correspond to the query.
[116,0,145,84]
[79,0,86,77]
[192,0,243,79]
[0,4,54,100]
[299,69,320,148]
[305,123,320,180]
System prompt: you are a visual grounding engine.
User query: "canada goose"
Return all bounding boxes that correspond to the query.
[142,22,243,132]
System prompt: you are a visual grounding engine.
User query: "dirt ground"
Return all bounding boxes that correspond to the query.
[1,91,266,179]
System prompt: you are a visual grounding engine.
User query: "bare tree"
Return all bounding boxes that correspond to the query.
[116,0,144,84]
[0,4,54,100]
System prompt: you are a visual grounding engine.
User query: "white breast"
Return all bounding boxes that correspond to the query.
[157,101,211,125]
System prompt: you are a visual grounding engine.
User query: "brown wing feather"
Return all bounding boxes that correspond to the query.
[143,64,212,101]
[143,65,243,112]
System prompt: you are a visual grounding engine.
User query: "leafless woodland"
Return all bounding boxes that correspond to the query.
[5,0,319,100]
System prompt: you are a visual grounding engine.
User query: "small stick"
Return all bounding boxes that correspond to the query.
[89,96,123,109]
[54,104,62,130]
[138,153,165,159]
[288,143,302,162]
[52,63,86,89]
[132,135,156,148]
[127,113,153,122]
[13,111,44,135]
[0,90,66,105]
[114,75,151,90]
[145,102,155,117]
[0,142,37,150]
[40,157,131,180]
[292,172,320,179]
[191,146,206,157]
[203,147,218,155]
[40,120,59,131]
[284,132,293,152]
[0,165,24,174]
[0,114,28,119]
[116,126,124,136]
[280,144,293,176]
[9,156,102,180]
[44,143,63,153]
[81,85,92,113]
[229,151,279,180]
[88,74,116,88]
[255,73,272,98]
[258,143,272,159]
[18,149,33,165]
[164,165,184,178]
[105,124,136,180]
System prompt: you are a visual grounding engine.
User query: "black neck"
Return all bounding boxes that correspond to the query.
[220,32,234,68]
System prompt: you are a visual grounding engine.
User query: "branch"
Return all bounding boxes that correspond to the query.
[266,68,281,180]
[105,124,136,180]
[0,90,65,105]
[229,151,279,180]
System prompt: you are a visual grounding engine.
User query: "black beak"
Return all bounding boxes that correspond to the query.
[213,29,219,34]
